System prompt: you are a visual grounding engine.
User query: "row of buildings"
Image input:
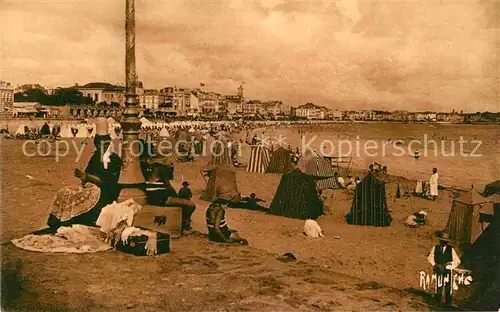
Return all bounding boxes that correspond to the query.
[68,82,288,117]
[3,81,289,118]
[291,103,481,123]
[1,80,497,122]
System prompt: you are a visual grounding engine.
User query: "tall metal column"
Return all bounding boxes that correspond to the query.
[117,0,146,204]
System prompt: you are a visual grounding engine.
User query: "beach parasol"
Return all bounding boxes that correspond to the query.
[50,183,101,222]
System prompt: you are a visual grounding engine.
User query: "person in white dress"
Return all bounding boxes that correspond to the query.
[429,168,439,200]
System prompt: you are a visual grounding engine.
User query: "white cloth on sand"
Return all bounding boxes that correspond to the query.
[304,219,324,238]
[120,226,158,255]
[11,225,111,253]
[429,173,439,196]
[96,199,142,234]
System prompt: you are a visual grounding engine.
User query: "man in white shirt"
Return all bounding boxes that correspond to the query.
[334,172,345,188]
[427,232,460,306]
[429,168,439,200]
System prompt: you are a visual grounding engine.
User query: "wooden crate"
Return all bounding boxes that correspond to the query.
[133,205,182,238]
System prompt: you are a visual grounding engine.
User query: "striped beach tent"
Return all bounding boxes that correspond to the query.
[444,189,494,245]
[268,169,324,220]
[267,146,293,174]
[346,173,392,227]
[209,140,232,166]
[246,145,270,173]
[297,152,338,189]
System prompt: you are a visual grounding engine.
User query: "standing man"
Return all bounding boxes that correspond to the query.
[178,181,195,230]
[429,167,439,200]
[427,232,461,306]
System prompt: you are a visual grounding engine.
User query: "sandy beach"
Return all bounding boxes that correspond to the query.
[2,121,497,310]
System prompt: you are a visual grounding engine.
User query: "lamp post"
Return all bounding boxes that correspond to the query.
[117,0,146,204]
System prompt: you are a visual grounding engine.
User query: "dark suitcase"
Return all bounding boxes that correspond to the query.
[117,231,170,256]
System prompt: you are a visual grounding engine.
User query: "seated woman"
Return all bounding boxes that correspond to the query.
[228,193,266,211]
[47,122,122,229]
[206,201,248,244]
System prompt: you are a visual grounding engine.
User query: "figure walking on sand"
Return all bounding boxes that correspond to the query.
[429,168,439,200]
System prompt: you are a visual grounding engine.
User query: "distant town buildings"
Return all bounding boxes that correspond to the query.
[6,80,499,123]
[0,81,14,111]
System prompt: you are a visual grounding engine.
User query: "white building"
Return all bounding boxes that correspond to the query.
[139,89,164,110]
[293,103,328,120]
[0,81,14,111]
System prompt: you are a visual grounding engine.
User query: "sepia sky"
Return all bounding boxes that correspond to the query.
[1,0,499,112]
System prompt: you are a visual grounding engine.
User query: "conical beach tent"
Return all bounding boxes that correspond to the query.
[267,146,293,174]
[201,165,240,203]
[75,125,89,138]
[483,180,500,197]
[209,140,232,166]
[460,213,500,310]
[140,117,153,126]
[268,169,324,220]
[59,124,73,138]
[346,173,392,227]
[297,152,338,189]
[444,189,494,245]
[246,145,270,173]
[159,127,170,137]
[14,124,26,136]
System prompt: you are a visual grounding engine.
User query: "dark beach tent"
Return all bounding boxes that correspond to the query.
[296,152,339,190]
[483,180,500,197]
[444,189,494,245]
[268,169,325,220]
[460,213,500,310]
[246,145,270,173]
[267,146,293,174]
[346,173,392,227]
[201,165,241,203]
[209,140,232,166]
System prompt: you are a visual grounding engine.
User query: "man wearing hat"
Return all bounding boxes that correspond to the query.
[177,181,195,230]
[427,232,461,306]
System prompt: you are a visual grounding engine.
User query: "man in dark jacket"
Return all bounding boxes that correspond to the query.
[427,232,461,306]
[177,181,195,230]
